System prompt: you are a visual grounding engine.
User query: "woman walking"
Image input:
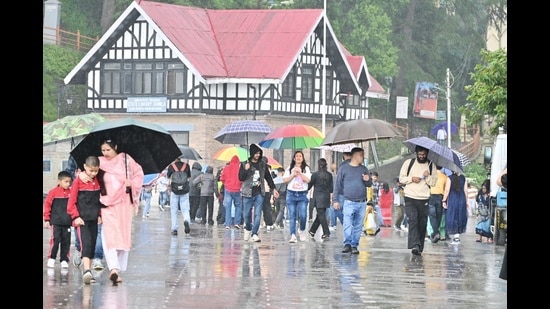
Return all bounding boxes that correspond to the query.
[443,171,468,245]
[307,158,333,239]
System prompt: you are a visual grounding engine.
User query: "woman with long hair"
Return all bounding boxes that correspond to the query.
[443,172,468,244]
[307,158,333,239]
[283,150,311,243]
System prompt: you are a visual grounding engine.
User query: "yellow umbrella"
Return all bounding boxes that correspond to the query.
[212,146,248,162]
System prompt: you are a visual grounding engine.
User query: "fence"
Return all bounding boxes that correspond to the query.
[43,26,99,52]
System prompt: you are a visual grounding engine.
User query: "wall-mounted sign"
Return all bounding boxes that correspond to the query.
[127,97,167,112]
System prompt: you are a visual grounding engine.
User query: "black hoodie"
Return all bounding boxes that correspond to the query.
[238,144,276,197]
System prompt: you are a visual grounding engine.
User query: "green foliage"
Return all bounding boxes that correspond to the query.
[60,0,103,37]
[461,48,507,135]
[464,162,489,187]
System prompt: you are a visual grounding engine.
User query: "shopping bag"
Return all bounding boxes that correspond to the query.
[365,212,378,235]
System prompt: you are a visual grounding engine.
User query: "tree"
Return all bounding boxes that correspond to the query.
[461,48,507,135]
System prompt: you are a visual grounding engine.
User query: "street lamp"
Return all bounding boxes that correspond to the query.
[431,68,453,148]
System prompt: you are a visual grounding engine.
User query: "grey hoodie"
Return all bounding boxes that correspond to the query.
[189,162,203,196]
[193,165,219,197]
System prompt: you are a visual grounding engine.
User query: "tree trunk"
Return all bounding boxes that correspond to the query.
[394,0,417,97]
[101,0,116,34]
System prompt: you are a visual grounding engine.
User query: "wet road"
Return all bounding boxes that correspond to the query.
[44,205,507,308]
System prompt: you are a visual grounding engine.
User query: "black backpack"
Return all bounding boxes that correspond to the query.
[170,163,189,195]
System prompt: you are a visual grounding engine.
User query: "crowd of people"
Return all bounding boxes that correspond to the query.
[45,140,508,286]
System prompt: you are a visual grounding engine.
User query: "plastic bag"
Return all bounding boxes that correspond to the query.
[365,212,378,235]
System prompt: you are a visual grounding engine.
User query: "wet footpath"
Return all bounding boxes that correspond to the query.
[43,205,507,308]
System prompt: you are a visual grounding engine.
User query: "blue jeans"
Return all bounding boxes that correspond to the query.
[224,189,242,226]
[286,190,309,236]
[374,204,384,226]
[75,223,103,259]
[330,194,345,227]
[242,193,264,235]
[342,200,366,248]
[170,192,191,231]
[142,190,152,216]
[159,190,169,206]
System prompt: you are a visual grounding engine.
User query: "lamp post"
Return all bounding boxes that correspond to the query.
[431,68,452,148]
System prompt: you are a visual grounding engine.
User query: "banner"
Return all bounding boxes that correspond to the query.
[412,82,438,119]
[396,96,408,119]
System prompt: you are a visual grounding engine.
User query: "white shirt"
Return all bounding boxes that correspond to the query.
[283,166,312,192]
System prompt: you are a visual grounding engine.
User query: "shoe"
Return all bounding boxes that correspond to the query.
[266,225,273,231]
[351,247,360,254]
[289,234,297,243]
[299,230,307,242]
[92,259,104,270]
[431,233,440,244]
[61,261,69,269]
[329,226,336,232]
[73,254,81,267]
[146,212,150,217]
[374,228,381,236]
[208,221,215,226]
[184,221,190,234]
[83,269,94,285]
[251,234,261,242]
[393,225,402,231]
[451,238,460,244]
[225,226,231,230]
[411,245,421,255]
[243,229,252,241]
[159,205,165,211]
[342,244,352,253]
[476,239,482,242]
[171,230,178,236]
[308,230,315,238]
[233,224,241,229]
[321,234,329,240]
[47,258,55,268]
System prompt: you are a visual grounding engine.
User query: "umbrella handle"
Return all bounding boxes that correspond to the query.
[125,154,133,204]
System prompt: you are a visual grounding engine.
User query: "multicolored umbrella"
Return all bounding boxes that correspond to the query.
[258,124,324,149]
[212,146,248,162]
[266,156,282,169]
[43,113,107,144]
[214,120,272,145]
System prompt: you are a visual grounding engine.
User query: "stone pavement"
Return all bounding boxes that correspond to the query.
[43,204,507,308]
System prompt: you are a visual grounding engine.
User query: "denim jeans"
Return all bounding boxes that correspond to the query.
[286,190,309,236]
[170,192,191,231]
[142,190,153,216]
[74,223,103,259]
[242,193,264,235]
[224,190,242,226]
[159,190,169,206]
[342,199,366,248]
[330,194,344,227]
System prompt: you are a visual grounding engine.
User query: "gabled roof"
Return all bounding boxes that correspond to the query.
[65,0,362,93]
[340,43,388,99]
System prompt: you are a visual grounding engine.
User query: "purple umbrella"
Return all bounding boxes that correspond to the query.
[214,120,272,145]
[431,122,458,136]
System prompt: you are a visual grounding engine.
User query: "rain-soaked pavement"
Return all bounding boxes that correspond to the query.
[43,203,507,308]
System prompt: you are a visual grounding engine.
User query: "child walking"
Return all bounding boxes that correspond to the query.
[44,171,74,269]
[67,156,104,284]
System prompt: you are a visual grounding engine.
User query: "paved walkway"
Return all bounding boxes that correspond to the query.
[43,204,507,308]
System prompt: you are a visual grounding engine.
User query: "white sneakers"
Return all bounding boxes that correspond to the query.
[92,259,104,270]
[47,258,55,268]
[289,234,297,243]
[299,230,307,242]
[243,229,251,241]
[61,261,69,269]
[251,234,261,242]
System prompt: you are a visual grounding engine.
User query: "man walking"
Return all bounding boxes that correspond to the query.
[399,146,437,255]
[238,144,279,242]
[333,147,372,254]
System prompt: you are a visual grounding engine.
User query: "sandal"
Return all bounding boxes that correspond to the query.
[109,271,120,284]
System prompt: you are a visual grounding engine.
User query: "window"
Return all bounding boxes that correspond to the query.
[282,66,296,99]
[171,131,190,145]
[43,160,52,173]
[325,67,333,101]
[301,65,314,101]
[167,63,186,95]
[61,160,69,172]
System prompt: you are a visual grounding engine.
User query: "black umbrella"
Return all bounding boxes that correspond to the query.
[70,118,181,174]
[322,118,401,146]
[178,145,203,161]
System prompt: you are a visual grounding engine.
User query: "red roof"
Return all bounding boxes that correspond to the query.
[141,1,322,80]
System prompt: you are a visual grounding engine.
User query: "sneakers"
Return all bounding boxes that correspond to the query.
[299,230,307,242]
[61,261,69,269]
[342,244,352,253]
[266,225,273,231]
[47,258,55,268]
[289,234,297,243]
[184,221,190,234]
[171,230,178,236]
[308,230,315,238]
[243,229,252,241]
[233,224,241,229]
[351,247,360,254]
[73,254,81,267]
[92,259,104,270]
[431,234,441,244]
[393,225,402,231]
[225,226,231,230]
[329,226,336,232]
[451,238,461,244]
[251,234,261,242]
[83,270,94,285]
[159,204,165,211]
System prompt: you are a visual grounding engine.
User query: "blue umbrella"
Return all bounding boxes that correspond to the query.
[431,122,458,136]
[143,173,159,185]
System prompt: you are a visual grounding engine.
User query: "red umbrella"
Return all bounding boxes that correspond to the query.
[258,124,324,149]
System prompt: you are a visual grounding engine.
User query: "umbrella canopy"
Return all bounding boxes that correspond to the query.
[266,156,282,169]
[451,149,470,168]
[212,146,248,162]
[321,118,401,146]
[259,124,324,149]
[143,173,159,186]
[319,143,358,153]
[431,122,458,136]
[214,120,272,145]
[403,136,463,173]
[70,118,181,174]
[43,113,107,144]
[178,145,203,161]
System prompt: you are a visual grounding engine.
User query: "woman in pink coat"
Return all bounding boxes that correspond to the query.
[80,139,143,284]
[378,181,394,227]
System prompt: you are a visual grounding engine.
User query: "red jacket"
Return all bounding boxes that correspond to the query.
[43,186,72,226]
[220,155,242,192]
[67,176,103,222]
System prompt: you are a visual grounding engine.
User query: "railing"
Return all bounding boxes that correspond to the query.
[458,124,481,162]
[43,26,99,52]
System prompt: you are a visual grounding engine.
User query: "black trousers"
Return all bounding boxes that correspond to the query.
[404,197,429,253]
[262,191,273,226]
[76,220,98,260]
[309,207,330,236]
[49,224,71,262]
[199,195,215,224]
[189,195,200,219]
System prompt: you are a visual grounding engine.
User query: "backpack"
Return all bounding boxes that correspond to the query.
[406,158,433,176]
[170,163,189,195]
